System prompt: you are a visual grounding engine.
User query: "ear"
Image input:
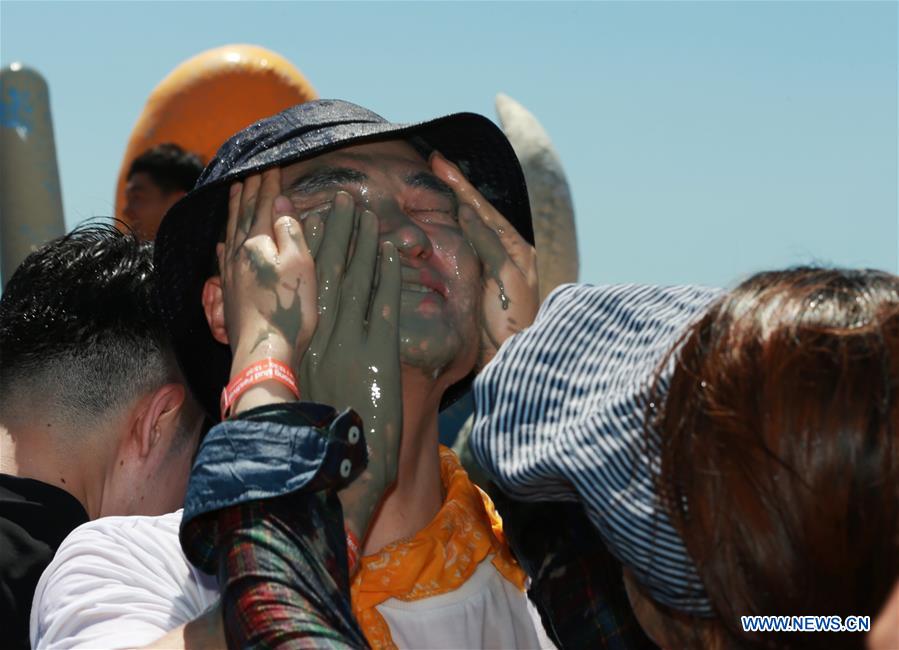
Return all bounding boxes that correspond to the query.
[132,383,187,459]
[202,268,229,346]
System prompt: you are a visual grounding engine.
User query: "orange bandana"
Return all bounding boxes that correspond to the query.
[350,445,527,650]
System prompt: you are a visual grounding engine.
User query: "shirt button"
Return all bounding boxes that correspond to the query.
[339,458,353,478]
[347,425,360,445]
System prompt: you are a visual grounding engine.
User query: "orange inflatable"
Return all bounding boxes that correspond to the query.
[114,44,316,236]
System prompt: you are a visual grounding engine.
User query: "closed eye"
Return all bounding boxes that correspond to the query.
[404,173,458,225]
[293,200,332,221]
[408,207,458,225]
[285,167,366,219]
[286,168,367,195]
[405,172,458,213]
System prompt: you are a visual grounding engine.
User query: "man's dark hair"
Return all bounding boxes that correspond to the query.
[127,143,203,194]
[0,224,177,420]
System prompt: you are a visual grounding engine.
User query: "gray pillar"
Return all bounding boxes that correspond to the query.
[0,64,65,287]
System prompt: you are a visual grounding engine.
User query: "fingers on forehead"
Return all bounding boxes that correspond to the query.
[259,167,281,197]
[241,173,262,197]
[432,156,514,231]
[302,214,324,258]
[315,191,356,272]
[238,174,262,221]
[226,182,243,247]
[460,204,506,260]
[346,211,379,285]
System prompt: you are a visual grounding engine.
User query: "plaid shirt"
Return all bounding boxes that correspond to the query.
[211,492,366,648]
[180,403,369,649]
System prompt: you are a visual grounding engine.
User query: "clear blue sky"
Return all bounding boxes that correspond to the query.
[2,1,896,287]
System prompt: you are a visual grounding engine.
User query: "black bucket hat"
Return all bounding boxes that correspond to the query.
[155,99,534,422]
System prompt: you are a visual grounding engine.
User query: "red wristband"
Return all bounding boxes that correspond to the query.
[345,528,361,575]
[220,358,300,420]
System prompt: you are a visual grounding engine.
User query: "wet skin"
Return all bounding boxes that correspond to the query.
[217,174,316,377]
[430,152,539,369]
[213,166,402,539]
[296,192,402,537]
[210,141,538,549]
[281,140,482,379]
[217,139,485,540]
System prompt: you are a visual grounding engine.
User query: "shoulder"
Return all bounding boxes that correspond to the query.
[44,510,186,576]
[31,510,217,649]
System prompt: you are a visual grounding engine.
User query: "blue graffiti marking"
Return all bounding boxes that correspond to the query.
[0,87,35,134]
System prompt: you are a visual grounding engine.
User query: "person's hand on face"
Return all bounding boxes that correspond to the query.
[298,191,403,542]
[430,151,539,368]
[217,168,317,406]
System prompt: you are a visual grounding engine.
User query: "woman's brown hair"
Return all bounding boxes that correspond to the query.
[654,268,899,648]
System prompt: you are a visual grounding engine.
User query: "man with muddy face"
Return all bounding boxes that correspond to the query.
[196,136,547,647]
[184,102,547,647]
[29,101,547,650]
[204,140,536,616]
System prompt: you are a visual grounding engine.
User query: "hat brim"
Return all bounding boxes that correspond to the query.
[155,111,533,422]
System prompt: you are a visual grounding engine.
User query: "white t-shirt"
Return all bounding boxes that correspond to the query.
[378,557,555,649]
[31,510,555,649]
[30,511,217,649]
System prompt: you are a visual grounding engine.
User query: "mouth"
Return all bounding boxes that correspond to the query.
[400,267,447,298]
[402,282,439,295]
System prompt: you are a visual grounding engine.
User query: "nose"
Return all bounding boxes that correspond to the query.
[378,202,433,262]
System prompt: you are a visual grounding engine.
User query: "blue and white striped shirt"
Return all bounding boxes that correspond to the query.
[470,283,723,615]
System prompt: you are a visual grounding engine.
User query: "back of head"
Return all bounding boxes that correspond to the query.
[0,224,175,426]
[127,142,203,194]
[656,267,899,648]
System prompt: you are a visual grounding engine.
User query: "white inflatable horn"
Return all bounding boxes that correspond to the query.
[495,93,579,302]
